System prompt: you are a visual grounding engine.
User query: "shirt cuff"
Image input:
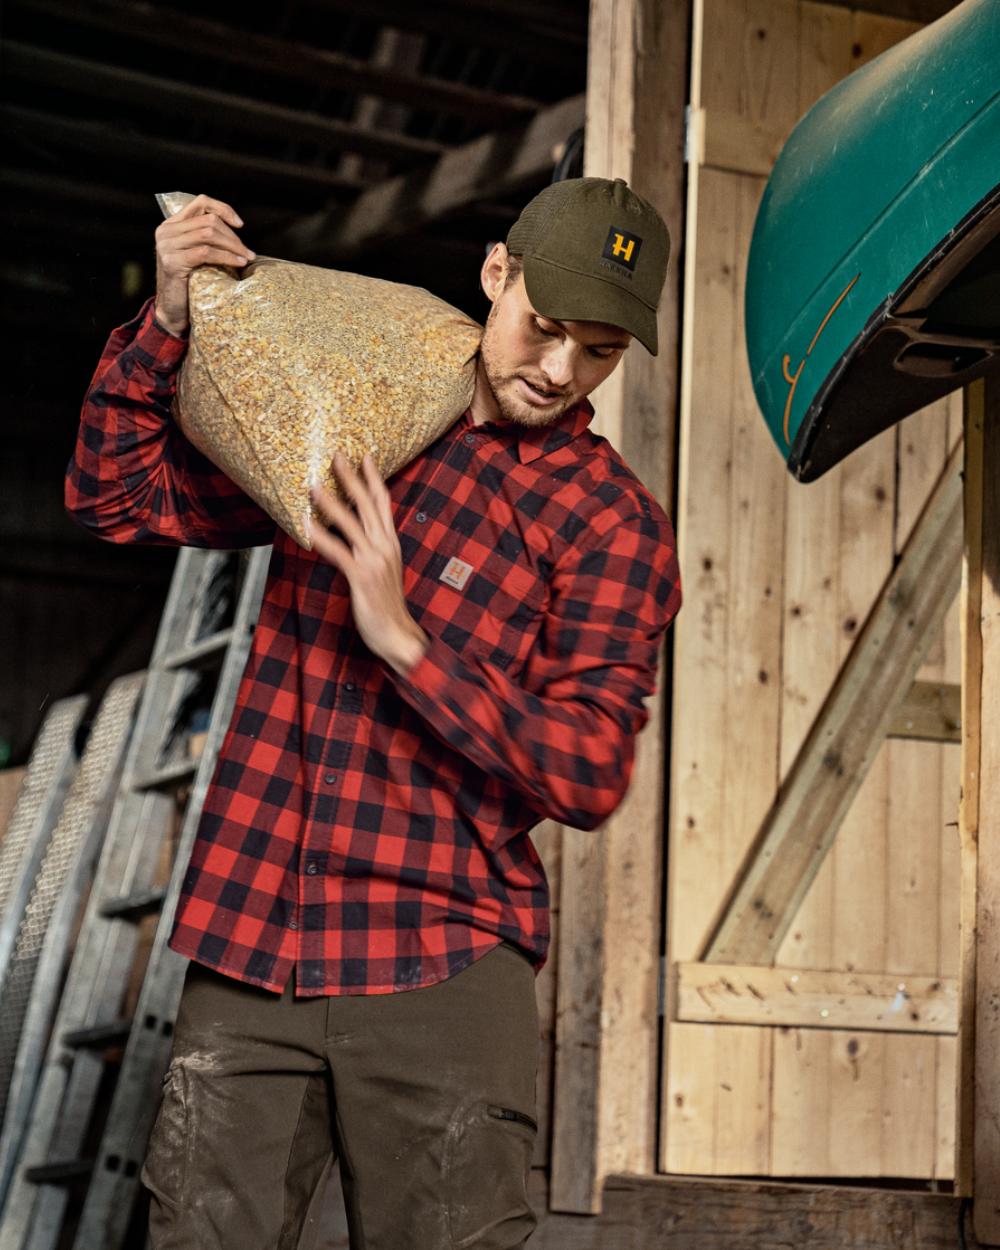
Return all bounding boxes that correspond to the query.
[387,633,462,706]
[135,298,190,373]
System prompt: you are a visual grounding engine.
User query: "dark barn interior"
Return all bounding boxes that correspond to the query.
[0,0,587,767]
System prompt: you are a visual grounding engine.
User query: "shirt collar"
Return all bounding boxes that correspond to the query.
[467,397,596,465]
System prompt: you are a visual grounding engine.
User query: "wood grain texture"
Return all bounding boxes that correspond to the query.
[318,1166,981,1249]
[550,0,689,1213]
[705,441,962,966]
[537,1171,979,1249]
[973,374,1000,1243]
[956,382,984,1195]
[887,682,961,743]
[675,963,958,1033]
[664,0,962,1182]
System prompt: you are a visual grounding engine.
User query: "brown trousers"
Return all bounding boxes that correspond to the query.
[142,943,540,1250]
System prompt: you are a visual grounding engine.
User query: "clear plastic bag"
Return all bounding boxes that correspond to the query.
[156,192,482,547]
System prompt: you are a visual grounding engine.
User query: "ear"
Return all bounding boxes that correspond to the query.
[480,241,511,305]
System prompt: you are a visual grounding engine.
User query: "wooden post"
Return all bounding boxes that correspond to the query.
[969,374,1000,1243]
[549,0,690,1215]
[956,380,983,1196]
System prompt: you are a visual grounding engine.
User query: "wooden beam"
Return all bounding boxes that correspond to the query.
[297,0,587,64]
[16,0,541,126]
[3,105,364,197]
[887,680,961,743]
[530,1171,978,1250]
[4,42,447,165]
[703,441,963,966]
[956,382,984,1196]
[675,962,958,1035]
[972,374,1000,1243]
[263,93,586,262]
[549,0,690,1218]
[319,1165,980,1247]
[337,28,426,185]
[820,0,959,23]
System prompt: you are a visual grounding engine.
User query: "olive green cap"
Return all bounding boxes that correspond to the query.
[506,177,669,355]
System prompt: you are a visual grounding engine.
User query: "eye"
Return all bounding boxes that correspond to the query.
[533,319,558,338]
[588,347,617,360]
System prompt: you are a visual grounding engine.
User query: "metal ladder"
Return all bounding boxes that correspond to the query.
[0,543,270,1250]
[0,675,145,1205]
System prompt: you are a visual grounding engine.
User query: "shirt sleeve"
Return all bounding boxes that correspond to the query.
[65,297,276,549]
[388,502,682,831]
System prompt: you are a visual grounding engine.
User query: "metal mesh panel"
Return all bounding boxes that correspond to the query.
[0,676,143,1124]
[0,699,85,920]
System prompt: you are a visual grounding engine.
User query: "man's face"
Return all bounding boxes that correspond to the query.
[477,247,632,428]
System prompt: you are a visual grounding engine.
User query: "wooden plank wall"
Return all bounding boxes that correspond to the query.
[663,0,963,1179]
[549,0,691,1215]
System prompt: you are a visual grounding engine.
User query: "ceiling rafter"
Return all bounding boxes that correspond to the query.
[5,42,449,165]
[297,0,586,63]
[3,104,366,197]
[266,92,585,262]
[11,0,543,126]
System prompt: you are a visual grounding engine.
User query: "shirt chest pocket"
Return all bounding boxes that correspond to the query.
[404,540,548,675]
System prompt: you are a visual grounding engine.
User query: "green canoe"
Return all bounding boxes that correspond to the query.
[745,0,1000,481]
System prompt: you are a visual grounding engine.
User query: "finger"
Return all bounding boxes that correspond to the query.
[174,194,244,229]
[174,245,251,269]
[333,453,382,538]
[310,481,368,550]
[308,519,357,576]
[162,217,256,260]
[362,455,395,536]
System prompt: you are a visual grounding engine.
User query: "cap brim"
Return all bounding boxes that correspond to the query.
[521,256,659,355]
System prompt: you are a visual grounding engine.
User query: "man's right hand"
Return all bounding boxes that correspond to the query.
[154,195,255,336]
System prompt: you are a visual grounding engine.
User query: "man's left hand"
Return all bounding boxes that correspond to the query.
[309,454,429,676]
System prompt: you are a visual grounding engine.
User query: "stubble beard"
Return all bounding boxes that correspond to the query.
[479,309,576,429]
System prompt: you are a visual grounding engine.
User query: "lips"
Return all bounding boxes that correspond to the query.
[517,377,563,405]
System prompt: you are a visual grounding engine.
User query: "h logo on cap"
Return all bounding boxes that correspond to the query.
[602,225,642,272]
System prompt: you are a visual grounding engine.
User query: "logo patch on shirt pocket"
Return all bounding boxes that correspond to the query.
[440,557,474,591]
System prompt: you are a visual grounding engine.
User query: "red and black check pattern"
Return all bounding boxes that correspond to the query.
[67,299,682,995]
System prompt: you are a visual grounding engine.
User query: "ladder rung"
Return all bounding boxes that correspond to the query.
[134,758,198,791]
[99,887,166,921]
[24,1158,94,1184]
[62,1020,131,1050]
[162,628,235,670]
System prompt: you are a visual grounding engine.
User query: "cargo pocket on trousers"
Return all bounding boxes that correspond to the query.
[140,1063,192,1212]
[444,1099,538,1249]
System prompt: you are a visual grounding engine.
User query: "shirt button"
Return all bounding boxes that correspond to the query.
[305,862,318,876]
[344,682,355,692]
[289,920,299,931]
[464,433,477,446]
[415,511,428,523]
[324,772,338,785]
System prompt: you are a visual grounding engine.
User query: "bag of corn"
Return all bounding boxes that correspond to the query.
[156,192,483,548]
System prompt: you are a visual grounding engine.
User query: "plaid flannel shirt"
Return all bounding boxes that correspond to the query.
[66,298,681,995]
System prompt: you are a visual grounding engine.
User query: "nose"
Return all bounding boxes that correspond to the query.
[539,343,574,390]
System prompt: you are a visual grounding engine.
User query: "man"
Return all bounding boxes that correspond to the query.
[66,176,681,1250]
